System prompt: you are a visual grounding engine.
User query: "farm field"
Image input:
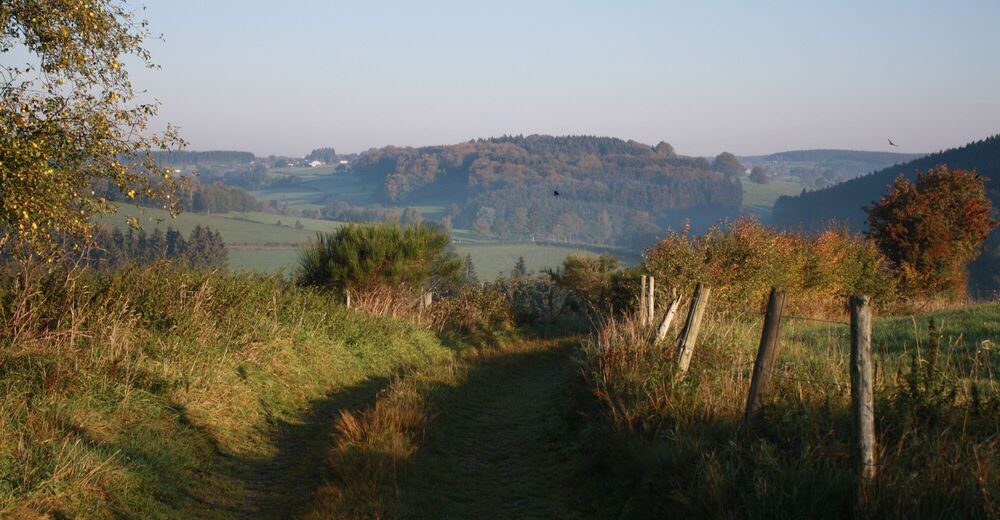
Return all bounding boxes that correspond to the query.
[741,179,804,218]
[96,206,597,276]
[230,243,595,278]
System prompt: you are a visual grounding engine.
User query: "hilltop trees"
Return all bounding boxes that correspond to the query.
[350,136,742,247]
[865,166,996,300]
[1,0,182,256]
[712,152,745,178]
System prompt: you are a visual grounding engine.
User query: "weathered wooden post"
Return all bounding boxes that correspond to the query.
[345,288,352,309]
[676,283,711,376]
[744,287,786,423]
[654,293,682,344]
[647,276,656,326]
[850,295,876,518]
[640,274,649,326]
[422,291,433,310]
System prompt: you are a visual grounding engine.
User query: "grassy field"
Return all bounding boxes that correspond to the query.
[96,205,338,245]
[231,243,596,278]
[251,174,378,211]
[741,179,804,218]
[585,301,1000,518]
[96,206,596,277]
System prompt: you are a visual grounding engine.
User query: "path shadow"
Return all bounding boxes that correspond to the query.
[386,340,613,520]
[231,375,394,518]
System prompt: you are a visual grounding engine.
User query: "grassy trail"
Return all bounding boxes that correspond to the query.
[235,376,393,518]
[394,339,588,519]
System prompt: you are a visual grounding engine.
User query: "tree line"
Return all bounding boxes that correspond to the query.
[84,224,228,269]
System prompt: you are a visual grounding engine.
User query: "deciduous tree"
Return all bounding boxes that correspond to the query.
[1,1,183,256]
[865,165,996,300]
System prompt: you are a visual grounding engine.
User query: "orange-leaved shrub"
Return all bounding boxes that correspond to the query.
[645,218,896,316]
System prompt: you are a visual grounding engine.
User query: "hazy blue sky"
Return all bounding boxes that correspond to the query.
[132,0,1000,157]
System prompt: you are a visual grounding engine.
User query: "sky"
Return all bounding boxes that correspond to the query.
[129,0,1000,157]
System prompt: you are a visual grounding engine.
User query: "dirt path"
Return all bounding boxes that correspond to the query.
[394,339,591,519]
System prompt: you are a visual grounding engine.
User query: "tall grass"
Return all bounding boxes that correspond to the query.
[0,262,452,518]
[583,303,1000,518]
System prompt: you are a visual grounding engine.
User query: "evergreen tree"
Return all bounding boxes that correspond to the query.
[464,253,480,286]
[165,227,186,258]
[147,228,166,262]
[512,256,528,278]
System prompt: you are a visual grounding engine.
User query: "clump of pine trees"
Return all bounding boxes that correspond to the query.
[85,224,228,269]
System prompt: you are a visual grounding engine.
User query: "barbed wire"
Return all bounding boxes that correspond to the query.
[781,314,850,326]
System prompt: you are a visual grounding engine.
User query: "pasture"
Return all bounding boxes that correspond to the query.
[96,206,598,277]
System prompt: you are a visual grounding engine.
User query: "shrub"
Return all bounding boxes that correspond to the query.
[296,222,461,300]
[644,218,896,316]
[555,254,638,318]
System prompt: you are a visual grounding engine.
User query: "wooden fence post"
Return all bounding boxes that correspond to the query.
[676,283,711,376]
[345,288,352,309]
[654,293,682,344]
[640,275,648,326]
[850,295,876,518]
[422,291,433,310]
[647,276,656,326]
[744,287,786,423]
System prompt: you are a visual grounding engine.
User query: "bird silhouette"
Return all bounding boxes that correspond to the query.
[553,190,560,196]
[888,138,898,147]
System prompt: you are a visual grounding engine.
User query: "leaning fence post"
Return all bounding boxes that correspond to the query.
[647,276,656,326]
[850,295,876,518]
[640,275,648,326]
[654,293,682,344]
[676,282,711,376]
[744,287,786,423]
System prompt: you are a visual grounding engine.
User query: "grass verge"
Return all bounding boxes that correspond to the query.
[0,265,452,518]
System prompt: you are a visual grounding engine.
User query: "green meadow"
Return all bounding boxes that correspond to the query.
[96,205,596,277]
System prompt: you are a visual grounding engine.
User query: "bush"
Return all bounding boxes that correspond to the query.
[296,222,461,299]
[554,254,638,318]
[645,218,897,316]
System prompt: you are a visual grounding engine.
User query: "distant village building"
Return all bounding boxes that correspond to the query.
[338,160,349,165]
[308,160,324,168]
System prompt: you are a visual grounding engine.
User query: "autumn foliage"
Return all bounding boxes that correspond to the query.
[865,165,996,301]
[645,218,894,316]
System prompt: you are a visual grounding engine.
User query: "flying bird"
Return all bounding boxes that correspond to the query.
[553,190,560,196]
[888,138,898,147]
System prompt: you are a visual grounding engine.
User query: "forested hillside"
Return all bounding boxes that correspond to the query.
[772,135,1000,293]
[350,135,743,248]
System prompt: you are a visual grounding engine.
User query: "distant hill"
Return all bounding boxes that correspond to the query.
[741,149,925,190]
[150,150,255,166]
[350,135,744,248]
[772,135,1000,293]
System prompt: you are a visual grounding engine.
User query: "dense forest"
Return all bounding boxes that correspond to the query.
[350,135,743,248]
[772,135,1000,293]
